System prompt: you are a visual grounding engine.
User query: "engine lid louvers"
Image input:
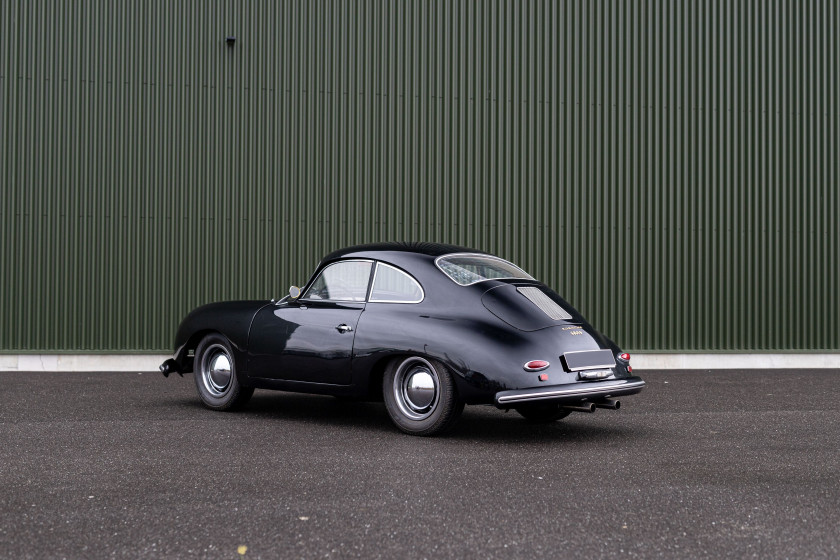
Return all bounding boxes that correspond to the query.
[516,286,573,321]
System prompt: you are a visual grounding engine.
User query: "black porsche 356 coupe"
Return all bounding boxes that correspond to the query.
[161,242,644,435]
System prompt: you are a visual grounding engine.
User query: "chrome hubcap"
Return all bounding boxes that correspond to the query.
[406,371,435,409]
[202,344,232,397]
[394,358,439,420]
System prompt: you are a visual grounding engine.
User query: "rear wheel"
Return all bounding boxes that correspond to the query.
[193,333,254,411]
[383,356,464,436]
[514,403,571,423]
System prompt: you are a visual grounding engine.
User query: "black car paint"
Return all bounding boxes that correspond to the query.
[248,299,365,385]
[166,242,640,406]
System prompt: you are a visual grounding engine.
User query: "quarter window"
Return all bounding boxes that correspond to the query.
[303,260,372,302]
[369,263,424,303]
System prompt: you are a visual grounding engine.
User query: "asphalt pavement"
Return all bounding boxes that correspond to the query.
[1,369,838,559]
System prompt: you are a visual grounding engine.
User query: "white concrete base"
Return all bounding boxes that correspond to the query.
[631,353,838,370]
[0,355,170,372]
[0,353,837,372]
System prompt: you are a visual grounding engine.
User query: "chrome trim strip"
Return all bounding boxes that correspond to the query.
[496,380,646,404]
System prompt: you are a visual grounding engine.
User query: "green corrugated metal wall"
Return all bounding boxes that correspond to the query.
[1,1,838,353]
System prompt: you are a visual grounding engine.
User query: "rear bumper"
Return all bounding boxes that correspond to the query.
[494,377,645,406]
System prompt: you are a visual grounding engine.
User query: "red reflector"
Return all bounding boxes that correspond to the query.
[523,360,550,372]
[618,353,631,361]
[628,366,633,373]
[538,373,549,382]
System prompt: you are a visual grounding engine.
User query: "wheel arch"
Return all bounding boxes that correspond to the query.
[174,329,217,373]
[363,351,469,402]
[365,354,395,401]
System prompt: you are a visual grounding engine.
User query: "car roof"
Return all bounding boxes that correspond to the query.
[322,242,490,263]
[312,243,532,296]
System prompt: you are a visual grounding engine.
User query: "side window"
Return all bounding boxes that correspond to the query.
[303,261,372,302]
[369,263,424,303]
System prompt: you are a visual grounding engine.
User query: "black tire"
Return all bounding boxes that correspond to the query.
[514,403,572,423]
[193,333,254,411]
[383,356,464,436]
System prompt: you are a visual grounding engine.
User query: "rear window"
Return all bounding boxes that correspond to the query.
[436,254,533,286]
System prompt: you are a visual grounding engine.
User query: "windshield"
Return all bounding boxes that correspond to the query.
[436,253,533,286]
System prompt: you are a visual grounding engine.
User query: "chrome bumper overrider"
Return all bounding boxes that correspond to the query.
[494,377,646,406]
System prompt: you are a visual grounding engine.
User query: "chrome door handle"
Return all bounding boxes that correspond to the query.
[336,324,353,333]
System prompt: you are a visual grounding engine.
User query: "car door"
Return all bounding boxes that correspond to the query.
[247,260,373,385]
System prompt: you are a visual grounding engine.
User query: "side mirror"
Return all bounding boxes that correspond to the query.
[289,286,302,300]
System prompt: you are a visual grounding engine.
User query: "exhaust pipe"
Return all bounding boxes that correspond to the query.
[562,403,596,413]
[594,398,621,410]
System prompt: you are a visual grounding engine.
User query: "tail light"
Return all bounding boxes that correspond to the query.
[523,360,550,372]
[617,353,631,362]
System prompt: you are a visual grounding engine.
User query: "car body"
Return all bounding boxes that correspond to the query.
[160,242,644,435]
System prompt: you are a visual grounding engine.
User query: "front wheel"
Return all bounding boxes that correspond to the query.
[193,333,254,411]
[383,356,464,436]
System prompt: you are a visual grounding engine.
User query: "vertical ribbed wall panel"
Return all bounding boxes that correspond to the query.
[1,1,837,352]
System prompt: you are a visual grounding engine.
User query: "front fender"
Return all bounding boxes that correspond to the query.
[171,300,271,374]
